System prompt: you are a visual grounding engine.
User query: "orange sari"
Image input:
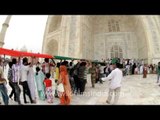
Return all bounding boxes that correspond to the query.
[58,65,72,105]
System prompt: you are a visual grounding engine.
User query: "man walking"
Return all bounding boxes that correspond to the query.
[156,62,160,84]
[101,58,123,105]
[0,57,9,105]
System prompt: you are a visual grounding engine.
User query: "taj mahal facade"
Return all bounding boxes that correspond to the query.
[42,15,160,64]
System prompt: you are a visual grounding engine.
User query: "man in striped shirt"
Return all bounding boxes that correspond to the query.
[11,58,22,105]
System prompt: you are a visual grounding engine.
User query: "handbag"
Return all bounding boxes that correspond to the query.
[57,83,64,92]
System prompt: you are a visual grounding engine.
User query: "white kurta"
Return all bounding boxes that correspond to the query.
[140,66,143,74]
[102,68,123,89]
[27,67,36,100]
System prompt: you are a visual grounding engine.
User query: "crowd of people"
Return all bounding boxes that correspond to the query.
[0,57,72,105]
[0,56,160,105]
[0,57,109,105]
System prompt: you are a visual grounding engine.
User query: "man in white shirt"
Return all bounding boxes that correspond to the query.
[20,57,33,104]
[102,58,123,105]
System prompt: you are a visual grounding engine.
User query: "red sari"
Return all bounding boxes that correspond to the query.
[58,65,72,105]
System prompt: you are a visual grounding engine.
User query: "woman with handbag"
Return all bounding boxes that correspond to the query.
[58,62,72,105]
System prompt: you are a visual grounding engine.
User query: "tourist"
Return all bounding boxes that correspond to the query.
[150,64,154,74]
[95,64,100,83]
[153,64,156,74]
[44,73,53,103]
[73,62,80,94]
[156,62,160,84]
[132,63,136,75]
[86,61,91,86]
[134,66,138,74]
[27,63,37,103]
[7,61,16,101]
[19,57,33,104]
[99,64,105,83]
[101,58,123,105]
[54,62,60,98]
[90,62,97,88]
[11,58,21,105]
[69,61,75,93]
[58,62,72,105]
[104,64,108,77]
[140,64,143,74]
[42,58,51,75]
[0,58,9,105]
[126,64,130,75]
[143,64,147,78]
[35,66,45,100]
[50,61,55,79]
[77,62,87,94]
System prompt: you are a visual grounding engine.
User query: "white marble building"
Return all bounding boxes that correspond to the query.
[42,15,160,64]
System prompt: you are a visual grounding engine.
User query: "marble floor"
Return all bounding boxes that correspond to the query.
[1,74,160,105]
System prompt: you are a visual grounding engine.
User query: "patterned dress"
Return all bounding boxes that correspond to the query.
[44,79,53,103]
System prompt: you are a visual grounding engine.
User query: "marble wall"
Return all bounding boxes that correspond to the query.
[92,16,138,60]
[81,16,93,59]
[42,15,160,64]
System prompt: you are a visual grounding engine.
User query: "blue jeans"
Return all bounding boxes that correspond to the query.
[0,84,9,105]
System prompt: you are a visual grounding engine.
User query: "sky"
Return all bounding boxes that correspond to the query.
[0,15,48,53]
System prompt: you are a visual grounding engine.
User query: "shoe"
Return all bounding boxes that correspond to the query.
[18,102,23,105]
[106,100,110,104]
[9,95,13,100]
[54,94,59,98]
[31,100,36,104]
[24,101,29,104]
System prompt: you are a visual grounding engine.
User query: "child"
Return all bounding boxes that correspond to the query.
[44,73,53,103]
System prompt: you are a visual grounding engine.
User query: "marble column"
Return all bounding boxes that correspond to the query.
[68,15,82,58]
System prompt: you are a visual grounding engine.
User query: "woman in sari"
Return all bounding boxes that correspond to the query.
[58,62,72,105]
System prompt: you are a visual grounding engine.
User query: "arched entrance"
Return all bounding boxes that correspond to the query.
[92,15,148,61]
[110,45,123,58]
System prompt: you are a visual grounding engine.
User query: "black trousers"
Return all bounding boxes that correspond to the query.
[69,76,75,93]
[79,79,86,94]
[21,81,33,103]
[73,75,79,92]
[12,82,21,104]
[9,81,16,100]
